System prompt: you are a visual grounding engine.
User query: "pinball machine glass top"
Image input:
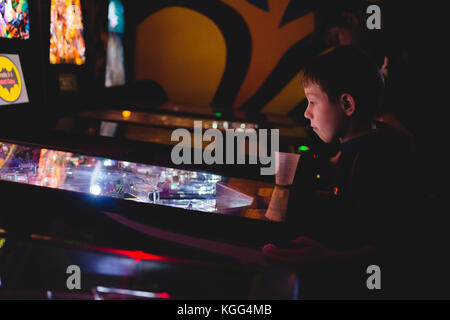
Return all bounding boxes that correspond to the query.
[0,141,264,217]
[49,0,86,65]
[0,0,30,40]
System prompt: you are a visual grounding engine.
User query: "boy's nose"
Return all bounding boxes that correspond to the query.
[304,106,312,120]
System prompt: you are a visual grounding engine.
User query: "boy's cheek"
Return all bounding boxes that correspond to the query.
[319,120,339,142]
[324,112,341,131]
[319,116,334,133]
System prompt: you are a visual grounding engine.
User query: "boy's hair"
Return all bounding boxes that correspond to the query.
[301,46,384,123]
[316,0,368,31]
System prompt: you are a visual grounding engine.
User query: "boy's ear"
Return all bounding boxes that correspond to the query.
[340,93,356,117]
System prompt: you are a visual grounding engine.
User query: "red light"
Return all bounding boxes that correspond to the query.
[26,231,200,266]
[94,247,179,263]
[333,187,339,196]
[30,234,54,241]
[157,292,170,299]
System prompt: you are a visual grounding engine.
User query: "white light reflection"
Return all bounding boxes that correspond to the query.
[90,185,102,196]
[95,286,169,299]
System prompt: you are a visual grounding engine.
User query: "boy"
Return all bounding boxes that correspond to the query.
[263,46,425,298]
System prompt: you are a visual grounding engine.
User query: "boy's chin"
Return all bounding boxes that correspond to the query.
[308,127,335,144]
[317,133,333,144]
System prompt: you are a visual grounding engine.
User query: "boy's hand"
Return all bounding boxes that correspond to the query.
[262,236,336,270]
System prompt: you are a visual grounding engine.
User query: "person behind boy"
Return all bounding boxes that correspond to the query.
[316,0,414,141]
[262,46,432,298]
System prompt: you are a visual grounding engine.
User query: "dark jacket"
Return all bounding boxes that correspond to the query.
[286,123,425,298]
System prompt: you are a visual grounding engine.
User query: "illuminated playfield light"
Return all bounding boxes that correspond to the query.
[122,110,131,120]
[215,112,222,118]
[90,185,102,196]
[298,145,310,152]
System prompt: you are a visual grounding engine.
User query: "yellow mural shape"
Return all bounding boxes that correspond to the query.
[221,0,314,111]
[135,7,227,107]
[262,47,336,115]
[0,56,22,102]
[261,70,305,115]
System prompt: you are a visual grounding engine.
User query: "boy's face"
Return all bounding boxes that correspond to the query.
[303,84,345,143]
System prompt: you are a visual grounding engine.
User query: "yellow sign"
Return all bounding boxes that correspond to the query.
[0,56,22,103]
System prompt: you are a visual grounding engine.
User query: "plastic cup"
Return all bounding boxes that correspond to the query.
[275,152,300,186]
[265,186,290,222]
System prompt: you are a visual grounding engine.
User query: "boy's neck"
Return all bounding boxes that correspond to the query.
[339,121,375,143]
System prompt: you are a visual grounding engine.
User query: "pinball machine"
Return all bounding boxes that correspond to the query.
[0,138,298,299]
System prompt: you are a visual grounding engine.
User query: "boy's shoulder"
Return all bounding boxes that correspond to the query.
[341,122,414,157]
